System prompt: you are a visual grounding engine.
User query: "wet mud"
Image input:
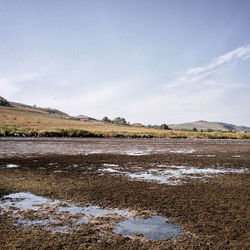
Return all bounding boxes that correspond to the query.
[0,138,250,249]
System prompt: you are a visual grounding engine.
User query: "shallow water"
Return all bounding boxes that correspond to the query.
[58,204,130,217]
[0,192,60,211]
[1,137,248,158]
[113,216,182,240]
[169,149,196,154]
[1,192,182,239]
[102,165,248,185]
[0,192,131,233]
[6,164,18,168]
[16,219,51,227]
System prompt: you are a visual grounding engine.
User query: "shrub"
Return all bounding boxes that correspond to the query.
[159,124,170,130]
[0,96,10,107]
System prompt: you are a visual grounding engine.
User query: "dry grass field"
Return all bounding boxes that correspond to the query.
[1,105,250,139]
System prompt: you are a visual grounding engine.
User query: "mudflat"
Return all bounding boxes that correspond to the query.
[0,138,249,249]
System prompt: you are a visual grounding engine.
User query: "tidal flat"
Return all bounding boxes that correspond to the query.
[0,138,249,249]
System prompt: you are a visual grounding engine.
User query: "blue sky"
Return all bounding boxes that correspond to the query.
[1,0,250,125]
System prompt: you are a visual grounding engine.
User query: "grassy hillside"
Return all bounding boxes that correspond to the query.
[9,102,69,117]
[169,120,250,132]
[0,105,250,139]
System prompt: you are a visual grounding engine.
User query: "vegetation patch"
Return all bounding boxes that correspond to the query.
[0,96,10,107]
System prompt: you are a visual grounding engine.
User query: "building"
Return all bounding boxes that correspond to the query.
[133,123,143,127]
[74,115,97,122]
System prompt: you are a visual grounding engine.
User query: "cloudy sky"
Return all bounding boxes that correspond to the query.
[1,0,250,125]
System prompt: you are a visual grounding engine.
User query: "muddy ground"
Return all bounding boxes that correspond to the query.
[0,138,249,249]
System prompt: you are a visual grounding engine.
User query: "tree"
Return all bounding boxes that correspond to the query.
[102,116,111,123]
[192,127,198,132]
[159,124,170,130]
[0,96,10,107]
[206,128,214,132]
[113,117,127,125]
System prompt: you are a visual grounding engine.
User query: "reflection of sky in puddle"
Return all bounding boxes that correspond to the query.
[1,192,183,239]
[0,192,60,211]
[196,154,215,157]
[6,164,19,168]
[16,219,51,227]
[52,226,71,233]
[102,168,120,173]
[123,150,150,155]
[75,217,88,224]
[103,164,119,167]
[100,165,248,185]
[58,204,129,216]
[113,216,182,240]
[128,167,248,185]
[169,149,196,154]
[0,192,130,233]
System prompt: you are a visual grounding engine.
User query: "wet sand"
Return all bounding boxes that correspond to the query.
[0,138,249,249]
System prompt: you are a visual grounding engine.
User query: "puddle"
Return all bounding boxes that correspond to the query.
[6,164,19,168]
[169,149,196,154]
[157,165,185,169]
[0,192,60,211]
[123,150,149,156]
[58,204,129,217]
[113,216,182,240]
[100,165,248,185]
[128,172,179,185]
[197,154,215,157]
[15,219,52,227]
[75,217,88,224]
[0,192,184,240]
[128,167,248,185]
[233,155,241,158]
[52,226,71,233]
[0,192,131,234]
[103,164,119,167]
[102,168,120,173]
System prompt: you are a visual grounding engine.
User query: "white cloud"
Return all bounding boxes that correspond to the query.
[1,45,249,126]
[186,44,250,76]
[0,72,40,99]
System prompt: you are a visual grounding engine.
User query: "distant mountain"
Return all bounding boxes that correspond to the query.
[169,120,250,132]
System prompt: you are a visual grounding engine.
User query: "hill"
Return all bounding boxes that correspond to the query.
[0,97,249,138]
[169,120,250,132]
[8,102,70,118]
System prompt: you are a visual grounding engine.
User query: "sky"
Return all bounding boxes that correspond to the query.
[0,0,250,126]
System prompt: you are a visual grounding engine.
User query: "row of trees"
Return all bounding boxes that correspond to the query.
[102,117,170,130]
[102,116,130,125]
[180,128,217,132]
[146,124,170,130]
